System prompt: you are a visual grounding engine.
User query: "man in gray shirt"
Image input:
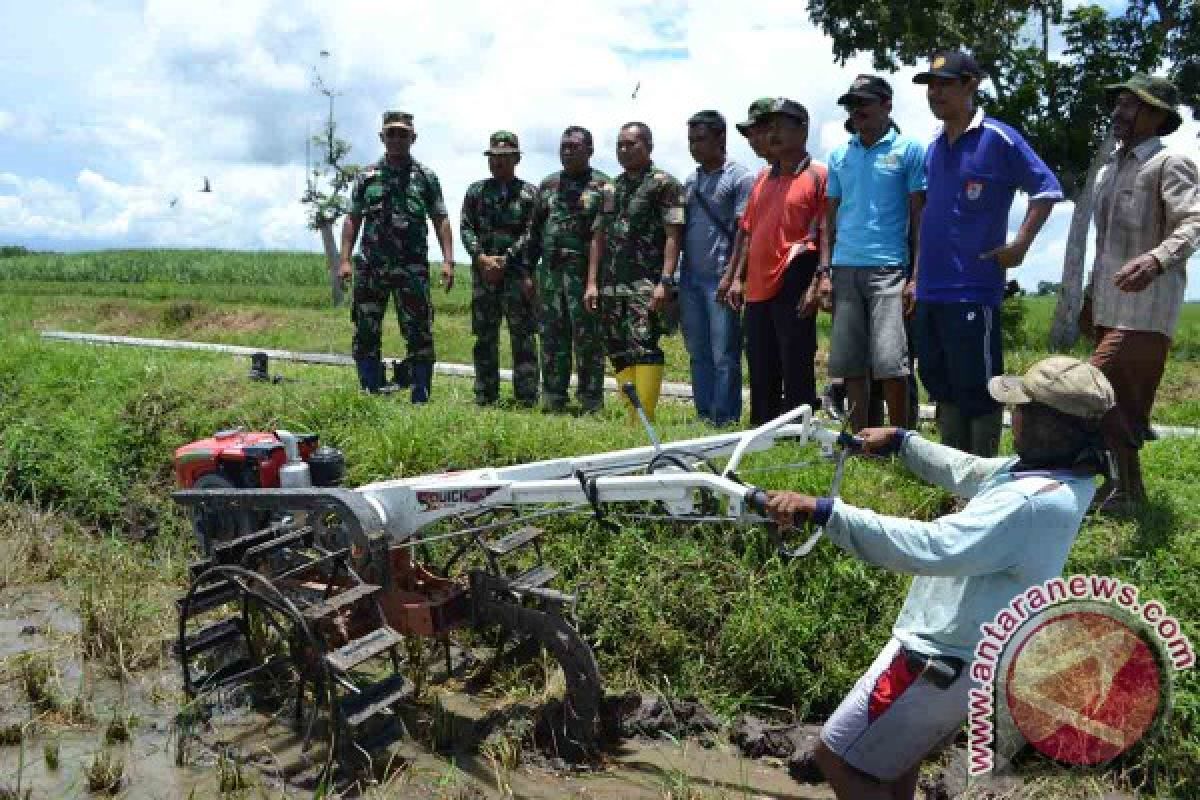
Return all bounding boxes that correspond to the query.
[679,110,757,425]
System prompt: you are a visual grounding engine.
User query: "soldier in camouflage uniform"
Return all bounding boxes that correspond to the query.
[517,126,611,413]
[460,131,540,407]
[587,122,685,422]
[338,110,456,402]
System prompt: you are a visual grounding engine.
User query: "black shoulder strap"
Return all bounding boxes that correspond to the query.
[690,175,735,243]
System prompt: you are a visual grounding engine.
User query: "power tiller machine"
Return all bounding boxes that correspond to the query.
[171,390,860,777]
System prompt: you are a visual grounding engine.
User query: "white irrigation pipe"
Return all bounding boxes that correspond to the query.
[39,330,1200,439]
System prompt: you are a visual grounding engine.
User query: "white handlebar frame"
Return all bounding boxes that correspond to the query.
[356,405,841,540]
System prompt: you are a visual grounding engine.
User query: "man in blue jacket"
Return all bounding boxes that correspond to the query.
[765,356,1115,799]
[913,51,1063,456]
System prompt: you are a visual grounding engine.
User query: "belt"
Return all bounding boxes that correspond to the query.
[902,647,964,690]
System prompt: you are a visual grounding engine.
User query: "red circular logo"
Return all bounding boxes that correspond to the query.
[1004,610,1163,765]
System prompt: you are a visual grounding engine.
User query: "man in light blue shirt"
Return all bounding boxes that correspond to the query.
[764,356,1114,799]
[818,75,926,431]
[679,110,757,425]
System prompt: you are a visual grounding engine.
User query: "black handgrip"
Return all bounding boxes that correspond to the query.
[621,381,642,409]
[745,487,769,514]
[837,431,865,452]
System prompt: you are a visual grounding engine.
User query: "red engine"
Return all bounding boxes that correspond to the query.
[175,429,326,489]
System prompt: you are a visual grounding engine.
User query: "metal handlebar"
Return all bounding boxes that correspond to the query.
[742,429,863,558]
[722,404,814,478]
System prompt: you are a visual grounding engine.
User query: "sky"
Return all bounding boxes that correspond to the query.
[1,0,1198,296]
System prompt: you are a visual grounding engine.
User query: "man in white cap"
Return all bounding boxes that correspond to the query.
[763,356,1115,799]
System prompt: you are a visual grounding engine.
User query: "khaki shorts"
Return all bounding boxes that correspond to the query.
[828,267,909,379]
[820,637,971,781]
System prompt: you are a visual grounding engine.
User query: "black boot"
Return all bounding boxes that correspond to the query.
[390,359,412,389]
[249,352,270,381]
[410,361,433,404]
[935,402,970,451]
[967,409,1004,458]
[355,357,383,393]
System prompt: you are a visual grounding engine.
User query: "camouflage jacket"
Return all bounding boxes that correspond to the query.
[518,168,613,271]
[460,177,537,275]
[350,157,447,265]
[596,164,685,293]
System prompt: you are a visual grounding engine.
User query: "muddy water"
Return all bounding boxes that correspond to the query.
[0,583,832,799]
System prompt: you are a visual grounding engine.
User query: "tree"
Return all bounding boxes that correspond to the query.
[806,0,1198,348]
[301,69,360,307]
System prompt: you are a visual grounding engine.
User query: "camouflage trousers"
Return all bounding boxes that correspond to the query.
[537,262,605,411]
[600,283,664,373]
[472,264,539,405]
[351,258,435,363]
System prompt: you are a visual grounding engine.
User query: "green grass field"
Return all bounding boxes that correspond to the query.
[0,249,1197,797]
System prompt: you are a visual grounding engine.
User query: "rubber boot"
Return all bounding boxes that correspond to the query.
[935,402,969,451]
[355,357,383,393]
[615,366,637,424]
[634,364,665,422]
[249,352,270,382]
[410,361,433,404]
[967,409,1004,458]
[1105,447,1148,511]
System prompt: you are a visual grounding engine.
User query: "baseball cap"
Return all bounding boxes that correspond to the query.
[483,130,521,156]
[988,356,1115,422]
[762,97,809,126]
[913,50,984,84]
[1105,73,1183,135]
[381,111,414,131]
[736,97,776,135]
[838,74,893,106]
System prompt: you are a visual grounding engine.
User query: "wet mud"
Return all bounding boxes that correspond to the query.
[0,581,835,799]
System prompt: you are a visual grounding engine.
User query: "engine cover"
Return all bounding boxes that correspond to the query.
[174,430,317,489]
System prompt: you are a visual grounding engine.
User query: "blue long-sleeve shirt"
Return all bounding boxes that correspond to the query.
[823,434,1095,662]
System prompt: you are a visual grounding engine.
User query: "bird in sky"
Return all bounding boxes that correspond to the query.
[169,197,178,208]
[200,177,212,193]
[632,81,641,100]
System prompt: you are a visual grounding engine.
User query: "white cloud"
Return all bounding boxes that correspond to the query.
[0,0,1197,296]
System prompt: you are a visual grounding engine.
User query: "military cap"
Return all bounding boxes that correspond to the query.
[1105,73,1183,135]
[762,97,809,126]
[483,130,521,156]
[989,356,1115,422]
[913,50,983,84]
[381,111,414,131]
[838,74,893,106]
[736,97,776,135]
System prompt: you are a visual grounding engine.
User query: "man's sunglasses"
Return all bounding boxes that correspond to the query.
[384,129,412,139]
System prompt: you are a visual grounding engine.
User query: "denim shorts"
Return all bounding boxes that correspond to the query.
[828,267,909,379]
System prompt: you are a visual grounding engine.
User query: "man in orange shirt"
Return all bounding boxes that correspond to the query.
[735,98,826,424]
